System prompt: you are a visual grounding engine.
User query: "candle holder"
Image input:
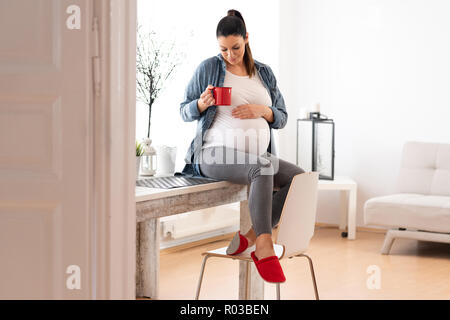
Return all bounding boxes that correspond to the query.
[140,138,157,176]
[296,115,335,180]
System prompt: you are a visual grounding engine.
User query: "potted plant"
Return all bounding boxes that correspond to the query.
[136,140,145,180]
[136,26,183,139]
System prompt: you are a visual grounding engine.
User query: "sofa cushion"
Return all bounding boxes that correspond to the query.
[397,142,450,196]
[364,193,450,233]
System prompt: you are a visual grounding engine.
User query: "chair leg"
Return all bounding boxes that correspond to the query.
[276,283,280,300]
[297,254,319,300]
[244,261,250,300]
[195,255,210,300]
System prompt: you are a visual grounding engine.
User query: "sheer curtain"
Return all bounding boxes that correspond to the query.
[137,0,280,173]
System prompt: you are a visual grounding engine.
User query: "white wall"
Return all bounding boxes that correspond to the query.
[278,0,450,227]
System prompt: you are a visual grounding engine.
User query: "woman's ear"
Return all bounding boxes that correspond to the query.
[245,32,249,44]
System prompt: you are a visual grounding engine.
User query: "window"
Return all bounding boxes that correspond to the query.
[137,0,279,172]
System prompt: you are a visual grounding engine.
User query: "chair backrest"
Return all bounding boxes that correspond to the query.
[275,172,319,258]
[396,141,450,196]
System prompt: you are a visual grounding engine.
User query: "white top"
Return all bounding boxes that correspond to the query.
[202,69,272,155]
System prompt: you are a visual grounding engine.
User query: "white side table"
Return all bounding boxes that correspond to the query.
[318,176,357,240]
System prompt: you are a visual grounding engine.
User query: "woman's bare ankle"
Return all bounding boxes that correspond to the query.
[254,233,276,260]
[243,228,257,246]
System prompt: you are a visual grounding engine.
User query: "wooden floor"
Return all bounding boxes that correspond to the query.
[154,226,450,300]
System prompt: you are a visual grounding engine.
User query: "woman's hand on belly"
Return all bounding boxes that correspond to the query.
[231,104,273,121]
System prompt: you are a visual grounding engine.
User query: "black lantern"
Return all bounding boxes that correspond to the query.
[296,113,335,180]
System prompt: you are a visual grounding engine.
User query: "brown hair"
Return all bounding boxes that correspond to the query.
[216,9,256,77]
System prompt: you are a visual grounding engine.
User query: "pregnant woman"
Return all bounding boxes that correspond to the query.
[180,10,305,283]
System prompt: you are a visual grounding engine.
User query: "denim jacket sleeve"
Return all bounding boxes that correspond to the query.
[265,65,288,130]
[180,62,206,122]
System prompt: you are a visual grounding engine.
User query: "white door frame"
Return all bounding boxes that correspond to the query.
[92,0,137,299]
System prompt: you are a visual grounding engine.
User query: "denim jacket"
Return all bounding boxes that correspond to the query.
[179,53,288,177]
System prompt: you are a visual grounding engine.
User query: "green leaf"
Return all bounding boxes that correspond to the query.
[136,141,145,157]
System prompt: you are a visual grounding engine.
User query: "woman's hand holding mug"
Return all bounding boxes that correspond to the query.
[197,85,216,113]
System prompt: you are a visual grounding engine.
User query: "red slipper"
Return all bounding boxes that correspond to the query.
[251,251,286,283]
[226,231,249,255]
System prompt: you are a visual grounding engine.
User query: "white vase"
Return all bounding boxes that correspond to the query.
[136,156,141,180]
[155,145,177,176]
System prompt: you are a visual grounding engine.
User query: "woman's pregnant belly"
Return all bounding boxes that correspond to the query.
[203,106,270,156]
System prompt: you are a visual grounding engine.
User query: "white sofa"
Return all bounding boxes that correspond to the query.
[364,141,450,254]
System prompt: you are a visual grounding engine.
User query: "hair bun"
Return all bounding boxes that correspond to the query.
[227,9,245,25]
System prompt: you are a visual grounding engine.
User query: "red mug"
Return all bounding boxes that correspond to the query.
[210,86,232,106]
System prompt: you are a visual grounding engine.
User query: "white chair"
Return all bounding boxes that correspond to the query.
[195,172,320,300]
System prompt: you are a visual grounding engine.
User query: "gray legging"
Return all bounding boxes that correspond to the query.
[198,146,305,237]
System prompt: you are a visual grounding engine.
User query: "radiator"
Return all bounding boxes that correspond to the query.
[161,204,240,239]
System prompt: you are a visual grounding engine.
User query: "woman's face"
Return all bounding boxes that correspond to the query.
[218,34,248,66]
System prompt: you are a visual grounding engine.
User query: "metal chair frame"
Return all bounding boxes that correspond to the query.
[195,252,319,300]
